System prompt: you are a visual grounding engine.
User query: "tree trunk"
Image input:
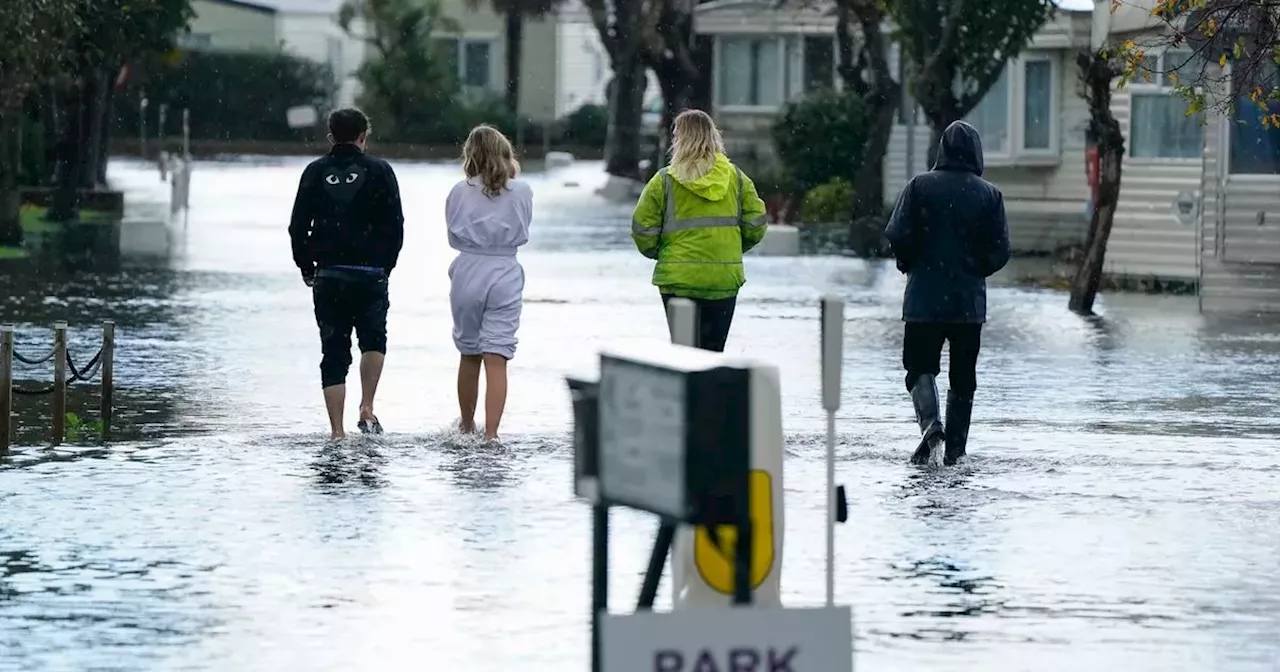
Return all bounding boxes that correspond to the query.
[82,66,110,190]
[654,59,693,162]
[1068,51,1126,315]
[847,84,897,257]
[605,57,645,179]
[923,95,963,169]
[0,108,22,246]
[504,9,523,116]
[97,78,115,186]
[48,64,95,222]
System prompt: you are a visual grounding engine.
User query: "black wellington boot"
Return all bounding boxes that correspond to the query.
[908,374,945,465]
[944,391,973,466]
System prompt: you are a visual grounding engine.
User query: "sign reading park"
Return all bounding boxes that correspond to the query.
[600,606,853,672]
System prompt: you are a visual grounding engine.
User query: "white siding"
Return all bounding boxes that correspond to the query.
[277,13,366,107]
[1197,72,1280,314]
[1100,86,1201,281]
[555,22,609,117]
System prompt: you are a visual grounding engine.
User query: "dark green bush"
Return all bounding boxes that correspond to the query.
[771,90,870,193]
[559,103,607,148]
[113,50,335,142]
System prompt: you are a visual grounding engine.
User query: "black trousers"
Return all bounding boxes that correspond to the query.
[902,322,982,398]
[313,269,390,388]
[661,294,737,353]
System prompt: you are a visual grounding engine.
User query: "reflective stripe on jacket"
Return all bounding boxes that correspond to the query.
[630,153,768,300]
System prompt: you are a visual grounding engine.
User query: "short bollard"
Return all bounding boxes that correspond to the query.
[2,320,117,451]
[52,321,67,445]
[1,325,13,456]
[101,321,115,442]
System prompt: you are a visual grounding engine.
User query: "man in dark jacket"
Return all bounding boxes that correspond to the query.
[884,120,1011,466]
[289,108,404,440]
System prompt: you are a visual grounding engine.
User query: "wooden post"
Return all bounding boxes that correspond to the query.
[52,321,67,445]
[1,325,12,456]
[100,320,114,442]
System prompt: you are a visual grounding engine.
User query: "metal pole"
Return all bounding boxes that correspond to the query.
[158,103,169,159]
[820,296,845,607]
[666,298,697,349]
[139,95,149,159]
[591,503,609,672]
[636,521,675,610]
[182,108,190,161]
[1,325,12,456]
[52,321,67,445]
[100,320,114,442]
[664,297,697,607]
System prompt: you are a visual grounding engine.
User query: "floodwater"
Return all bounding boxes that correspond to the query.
[3,157,1280,672]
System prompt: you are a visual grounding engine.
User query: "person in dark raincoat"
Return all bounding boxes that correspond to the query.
[884,120,1011,466]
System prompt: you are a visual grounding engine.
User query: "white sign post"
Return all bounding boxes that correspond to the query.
[602,607,853,672]
[820,295,844,607]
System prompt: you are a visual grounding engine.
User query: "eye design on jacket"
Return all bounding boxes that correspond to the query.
[345,172,359,183]
[325,174,340,185]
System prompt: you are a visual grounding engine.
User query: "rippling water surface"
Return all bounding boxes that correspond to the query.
[2,158,1280,672]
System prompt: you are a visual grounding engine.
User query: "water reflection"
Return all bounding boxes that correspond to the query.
[439,437,519,491]
[0,159,1279,671]
[309,438,389,490]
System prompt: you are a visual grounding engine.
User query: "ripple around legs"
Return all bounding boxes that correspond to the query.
[2,158,1280,672]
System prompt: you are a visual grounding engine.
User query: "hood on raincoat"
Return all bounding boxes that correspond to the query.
[669,153,735,201]
[932,120,984,176]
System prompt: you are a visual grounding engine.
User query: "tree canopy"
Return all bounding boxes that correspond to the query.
[894,0,1057,129]
[1112,0,1280,127]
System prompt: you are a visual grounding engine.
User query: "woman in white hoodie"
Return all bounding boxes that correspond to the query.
[446,125,532,441]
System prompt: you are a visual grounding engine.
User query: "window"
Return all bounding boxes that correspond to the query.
[1230,63,1280,174]
[1129,49,1204,159]
[438,38,492,92]
[966,66,1012,155]
[1023,59,1053,150]
[803,36,834,92]
[716,36,783,108]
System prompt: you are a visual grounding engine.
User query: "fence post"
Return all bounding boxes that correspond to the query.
[1,325,12,456]
[101,320,114,443]
[52,321,67,445]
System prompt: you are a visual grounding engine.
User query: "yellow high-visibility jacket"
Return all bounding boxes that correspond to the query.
[631,153,768,300]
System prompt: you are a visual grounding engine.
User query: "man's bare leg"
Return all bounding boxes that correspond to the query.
[482,353,508,441]
[323,384,346,440]
[358,351,385,423]
[457,354,483,433]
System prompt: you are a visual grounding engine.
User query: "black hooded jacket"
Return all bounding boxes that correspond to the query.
[289,143,405,276]
[884,120,1011,323]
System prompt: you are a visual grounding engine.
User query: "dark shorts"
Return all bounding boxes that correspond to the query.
[661,294,737,353]
[313,269,389,388]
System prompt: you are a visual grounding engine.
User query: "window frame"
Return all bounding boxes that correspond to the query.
[1019,53,1059,157]
[712,35,788,113]
[437,34,497,96]
[1126,47,1205,163]
[959,52,1060,166]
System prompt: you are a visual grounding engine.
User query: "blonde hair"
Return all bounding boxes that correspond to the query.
[669,109,725,183]
[462,124,520,197]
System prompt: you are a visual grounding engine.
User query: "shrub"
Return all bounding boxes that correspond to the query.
[560,103,607,148]
[771,90,869,193]
[113,50,336,142]
[799,178,853,225]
